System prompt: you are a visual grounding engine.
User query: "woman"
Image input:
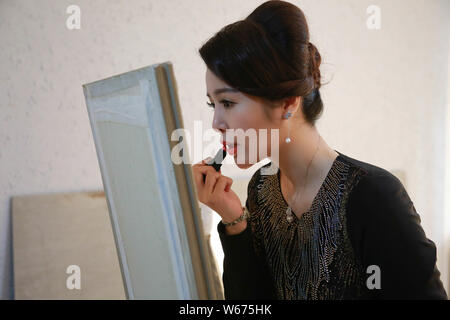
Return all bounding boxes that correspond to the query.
[192,0,447,300]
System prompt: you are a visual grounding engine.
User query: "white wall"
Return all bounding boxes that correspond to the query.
[1,0,448,299]
[444,43,450,296]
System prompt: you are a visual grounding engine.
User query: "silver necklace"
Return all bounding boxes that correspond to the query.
[285,134,321,222]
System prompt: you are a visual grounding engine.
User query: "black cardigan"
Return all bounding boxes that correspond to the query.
[217,150,448,300]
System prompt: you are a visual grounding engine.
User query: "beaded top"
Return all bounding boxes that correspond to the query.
[246,154,372,299]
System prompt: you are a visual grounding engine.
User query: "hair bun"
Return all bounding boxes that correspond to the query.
[308,41,321,90]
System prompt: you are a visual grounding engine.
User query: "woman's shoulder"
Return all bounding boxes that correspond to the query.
[338,151,402,184]
[335,151,422,235]
[337,151,414,216]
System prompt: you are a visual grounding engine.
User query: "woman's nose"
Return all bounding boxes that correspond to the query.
[212,116,226,134]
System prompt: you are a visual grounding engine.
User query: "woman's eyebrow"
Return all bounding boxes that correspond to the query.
[206,87,239,97]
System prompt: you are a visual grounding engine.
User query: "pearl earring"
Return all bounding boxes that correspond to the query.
[284,112,292,143]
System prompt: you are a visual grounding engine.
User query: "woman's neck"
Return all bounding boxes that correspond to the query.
[272,123,338,192]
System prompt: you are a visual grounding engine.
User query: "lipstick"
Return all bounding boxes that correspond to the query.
[202,147,227,183]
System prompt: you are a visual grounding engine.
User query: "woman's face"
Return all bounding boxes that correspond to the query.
[205,68,286,169]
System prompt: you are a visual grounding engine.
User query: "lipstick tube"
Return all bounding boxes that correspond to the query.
[202,147,227,183]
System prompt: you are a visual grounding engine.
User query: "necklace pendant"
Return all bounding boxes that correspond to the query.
[286,207,294,223]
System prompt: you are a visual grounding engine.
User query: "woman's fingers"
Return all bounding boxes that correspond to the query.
[213,176,233,196]
[204,169,221,196]
[192,158,213,186]
[194,164,217,178]
[193,165,219,195]
[192,160,231,207]
[192,163,205,187]
[225,177,233,192]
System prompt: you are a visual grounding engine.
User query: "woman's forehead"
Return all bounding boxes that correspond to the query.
[206,69,232,94]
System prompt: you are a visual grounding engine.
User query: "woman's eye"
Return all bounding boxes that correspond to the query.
[221,100,233,108]
[206,100,234,109]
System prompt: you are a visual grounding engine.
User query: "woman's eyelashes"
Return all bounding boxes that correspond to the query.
[206,99,234,109]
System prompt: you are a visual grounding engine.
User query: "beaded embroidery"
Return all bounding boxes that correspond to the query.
[246,155,372,299]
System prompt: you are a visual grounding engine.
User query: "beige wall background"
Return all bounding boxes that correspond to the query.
[0,0,449,299]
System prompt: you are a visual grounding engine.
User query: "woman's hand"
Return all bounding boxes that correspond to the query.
[192,158,244,223]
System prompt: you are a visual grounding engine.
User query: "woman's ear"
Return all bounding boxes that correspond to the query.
[282,96,302,117]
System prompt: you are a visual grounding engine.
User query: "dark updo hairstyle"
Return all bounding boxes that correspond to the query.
[198,0,324,126]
